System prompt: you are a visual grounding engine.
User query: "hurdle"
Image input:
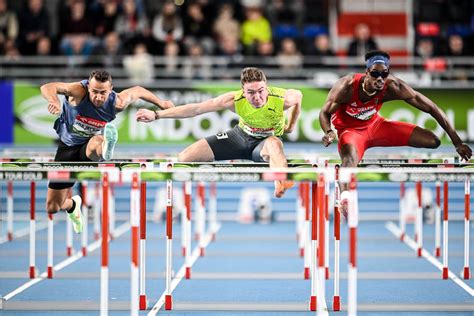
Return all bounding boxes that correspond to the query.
[2,161,473,314]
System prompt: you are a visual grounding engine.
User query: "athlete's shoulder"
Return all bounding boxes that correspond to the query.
[332,74,355,93]
[233,89,245,102]
[267,86,286,98]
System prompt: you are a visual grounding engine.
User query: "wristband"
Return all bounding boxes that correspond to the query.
[154,110,160,120]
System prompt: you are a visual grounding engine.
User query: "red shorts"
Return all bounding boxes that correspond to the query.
[336,116,417,161]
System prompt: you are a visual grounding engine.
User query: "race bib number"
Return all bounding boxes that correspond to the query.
[72,115,107,137]
[216,132,228,140]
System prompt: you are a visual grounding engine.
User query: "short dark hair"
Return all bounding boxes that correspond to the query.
[89,70,112,84]
[365,50,391,61]
[241,67,267,86]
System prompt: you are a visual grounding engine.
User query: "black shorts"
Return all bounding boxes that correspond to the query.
[205,126,268,162]
[48,140,92,190]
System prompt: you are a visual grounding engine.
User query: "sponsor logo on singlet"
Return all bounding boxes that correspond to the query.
[72,115,107,137]
[345,105,377,121]
[240,122,275,138]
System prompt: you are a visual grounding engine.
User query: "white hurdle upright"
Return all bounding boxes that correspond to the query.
[164,175,174,310]
[333,165,341,311]
[399,182,405,241]
[47,211,54,279]
[130,173,140,316]
[324,163,330,280]
[66,190,73,257]
[434,181,441,257]
[7,181,13,241]
[442,181,449,279]
[415,182,423,257]
[94,182,101,241]
[296,183,305,257]
[100,173,110,316]
[309,180,318,311]
[317,173,326,316]
[347,173,358,316]
[108,184,116,239]
[184,181,192,279]
[209,182,218,241]
[197,182,206,256]
[81,181,89,256]
[463,177,470,279]
[303,182,311,280]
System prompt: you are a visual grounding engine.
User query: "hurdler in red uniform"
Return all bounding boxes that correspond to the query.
[319,50,472,217]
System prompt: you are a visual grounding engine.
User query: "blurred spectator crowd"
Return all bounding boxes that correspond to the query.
[0,0,473,81]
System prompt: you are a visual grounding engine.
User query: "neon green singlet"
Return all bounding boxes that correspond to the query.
[234,86,286,138]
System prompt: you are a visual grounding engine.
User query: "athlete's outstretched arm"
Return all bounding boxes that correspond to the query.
[283,89,302,133]
[40,82,86,115]
[388,78,472,160]
[136,91,236,122]
[116,86,174,112]
[319,76,352,147]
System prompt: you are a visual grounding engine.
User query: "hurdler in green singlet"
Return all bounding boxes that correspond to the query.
[234,86,286,138]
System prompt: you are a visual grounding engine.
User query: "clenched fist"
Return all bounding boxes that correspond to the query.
[136,108,157,123]
[159,100,175,109]
[47,101,61,115]
[322,130,336,147]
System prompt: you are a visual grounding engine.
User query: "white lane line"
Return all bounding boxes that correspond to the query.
[148,223,222,316]
[2,222,130,301]
[0,221,49,244]
[386,221,473,297]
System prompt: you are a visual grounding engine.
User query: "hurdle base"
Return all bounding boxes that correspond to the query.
[333,295,340,311]
[7,232,13,241]
[463,267,470,280]
[82,247,87,257]
[200,247,205,257]
[417,248,422,257]
[435,248,441,257]
[47,267,53,279]
[442,267,448,279]
[299,248,304,257]
[185,267,191,279]
[139,295,147,310]
[309,296,316,311]
[325,267,329,279]
[29,266,36,279]
[304,267,310,279]
[165,295,173,310]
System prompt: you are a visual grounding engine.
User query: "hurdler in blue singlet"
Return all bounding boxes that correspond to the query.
[54,80,117,146]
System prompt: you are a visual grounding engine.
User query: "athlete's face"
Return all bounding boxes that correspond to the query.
[243,81,268,108]
[365,64,389,91]
[88,78,112,107]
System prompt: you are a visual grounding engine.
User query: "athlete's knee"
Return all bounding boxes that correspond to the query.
[46,200,61,214]
[264,137,283,153]
[178,150,193,162]
[89,135,104,149]
[427,134,441,148]
[341,155,358,167]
